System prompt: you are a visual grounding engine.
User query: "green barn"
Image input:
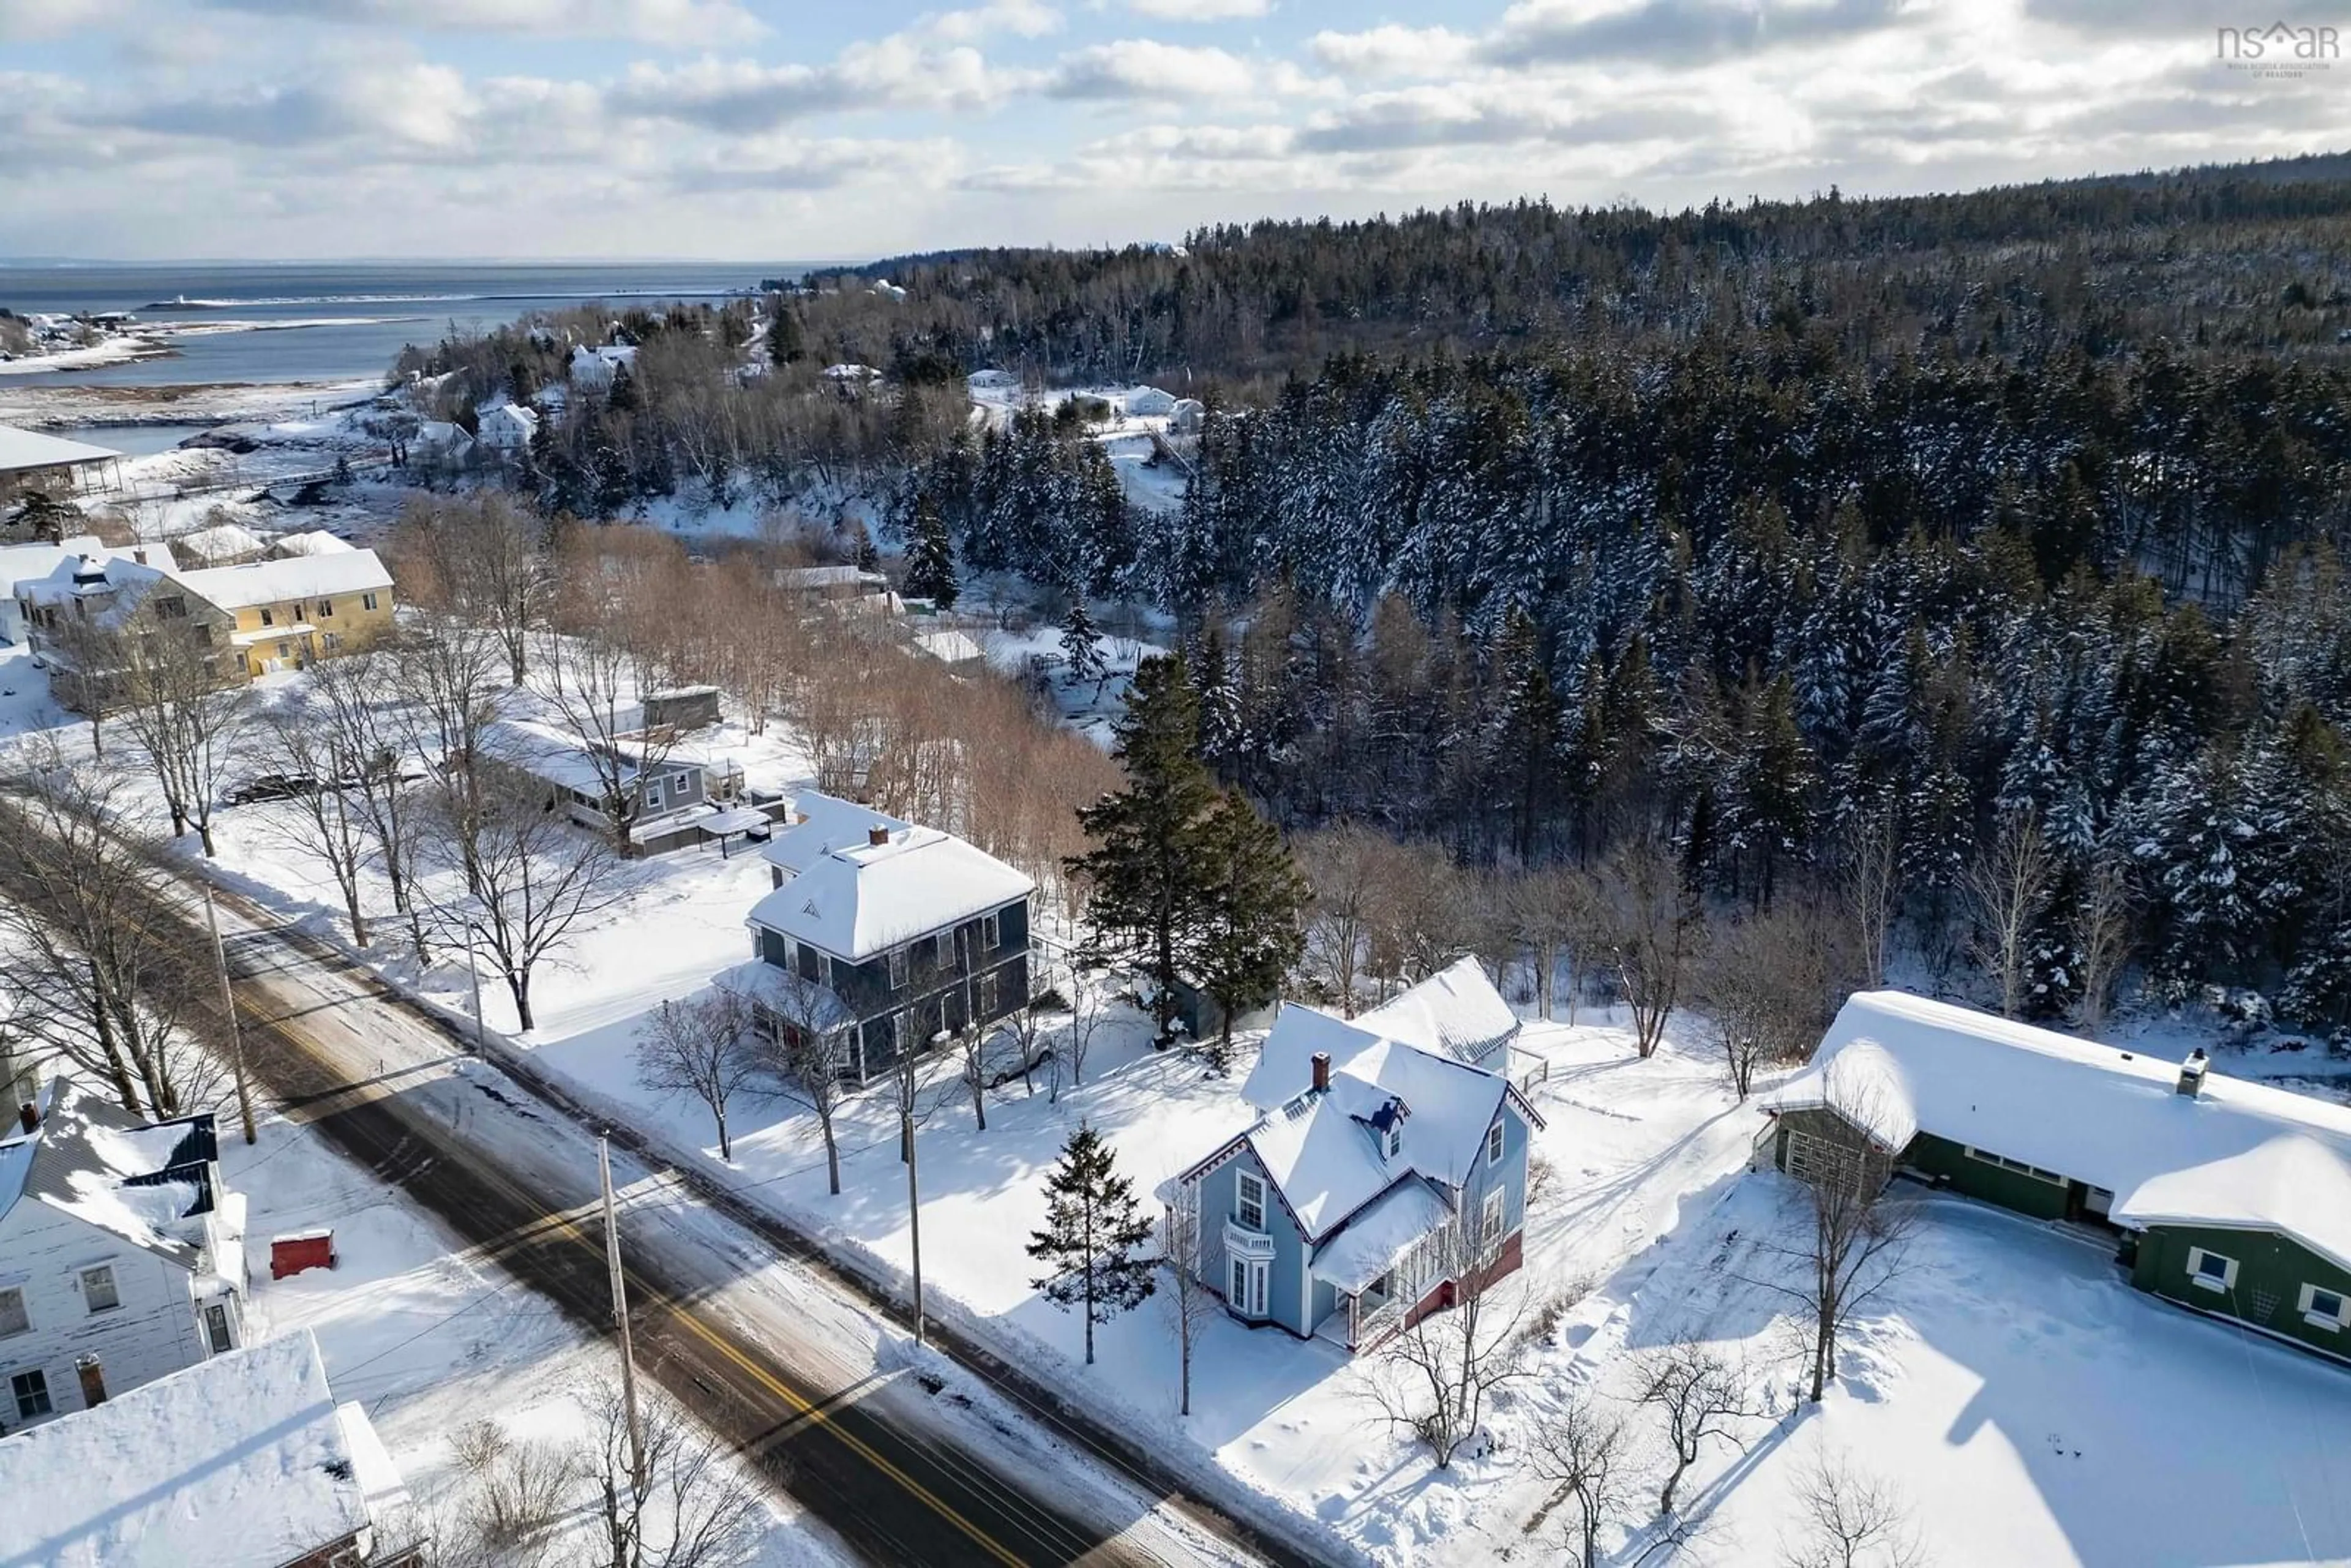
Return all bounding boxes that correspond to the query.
[1763,992,2351,1362]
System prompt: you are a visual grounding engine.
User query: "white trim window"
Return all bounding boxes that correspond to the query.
[2186,1246,2239,1294]
[1481,1186,1507,1247]
[1236,1169,1267,1231]
[1384,1123,1403,1159]
[11,1369,49,1420]
[981,910,1000,950]
[2300,1283,2348,1331]
[888,948,909,991]
[1228,1255,1269,1318]
[80,1265,119,1314]
[670,771,694,795]
[1962,1146,2066,1185]
[1487,1117,1505,1167]
[362,592,380,612]
[644,779,664,811]
[0,1287,25,1338]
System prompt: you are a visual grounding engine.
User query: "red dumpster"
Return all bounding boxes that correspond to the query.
[270,1229,336,1280]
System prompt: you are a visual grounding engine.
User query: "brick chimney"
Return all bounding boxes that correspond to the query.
[2177,1047,2209,1098]
[868,823,891,847]
[1311,1052,1330,1093]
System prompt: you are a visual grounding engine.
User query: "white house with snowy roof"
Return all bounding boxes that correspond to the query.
[476,402,539,453]
[568,343,637,391]
[0,1327,418,1567]
[745,819,1035,1082]
[0,1079,248,1432]
[1173,961,1546,1352]
[1763,991,2351,1361]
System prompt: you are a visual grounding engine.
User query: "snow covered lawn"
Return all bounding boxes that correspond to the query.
[226,1102,837,1567]
[1466,1171,2351,1567]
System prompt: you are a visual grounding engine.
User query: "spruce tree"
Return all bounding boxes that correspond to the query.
[1185,789,1308,1071]
[1026,1123,1157,1365]
[768,304,805,366]
[1062,595,1107,688]
[1068,655,1220,1046]
[904,492,959,608]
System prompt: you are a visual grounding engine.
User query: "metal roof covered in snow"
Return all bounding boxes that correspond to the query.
[0,424,120,475]
[1769,991,2351,1270]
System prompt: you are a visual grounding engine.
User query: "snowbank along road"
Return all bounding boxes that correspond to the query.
[2,835,1268,1568]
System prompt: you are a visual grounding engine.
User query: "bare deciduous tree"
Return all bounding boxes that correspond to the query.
[1633,1338,1766,1517]
[1526,1396,1637,1568]
[1838,802,1902,992]
[391,609,505,899]
[1368,1166,1526,1467]
[744,964,852,1195]
[0,739,218,1118]
[576,1377,767,1568]
[255,686,377,947]
[105,604,249,858]
[1965,807,2055,1020]
[427,1418,577,1568]
[432,773,629,1032]
[2073,846,2135,1038]
[1781,1451,1929,1568]
[394,493,554,686]
[1297,822,1384,1014]
[1753,1063,1918,1403]
[1598,841,1704,1059]
[1159,1190,1220,1419]
[1694,896,1842,1099]
[1507,863,1599,1024]
[636,988,759,1161]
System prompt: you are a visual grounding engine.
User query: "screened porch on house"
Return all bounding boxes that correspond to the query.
[1310,1180,1453,1352]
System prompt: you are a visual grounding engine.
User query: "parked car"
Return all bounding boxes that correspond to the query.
[224,773,317,806]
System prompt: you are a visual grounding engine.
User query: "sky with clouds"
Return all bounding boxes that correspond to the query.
[2,0,2344,261]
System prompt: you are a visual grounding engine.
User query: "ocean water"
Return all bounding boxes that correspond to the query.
[0,261,803,389]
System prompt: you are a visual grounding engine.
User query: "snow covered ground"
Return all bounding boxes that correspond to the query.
[1474,1170,2351,1567]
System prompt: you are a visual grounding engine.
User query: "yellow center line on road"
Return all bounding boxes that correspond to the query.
[249,959,1035,1568]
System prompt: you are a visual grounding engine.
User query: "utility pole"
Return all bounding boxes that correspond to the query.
[203,886,257,1145]
[464,926,486,1054]
[906,1101,924,1346]
[599,1133,646,1491]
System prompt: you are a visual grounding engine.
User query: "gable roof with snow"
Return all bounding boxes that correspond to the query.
[268,529,358,558]
[760,791,911,879]
[0,1079,217,1269]
[1355,956,1522,1066]
[176,547,392,611]
[173,521,268,565]
[0,535,105,595]
[746,823,1032,962]
[1189,966,1545,1246]
[15,551,182,628]
[1768,991,2351,1270]
[0,1329,412,1568]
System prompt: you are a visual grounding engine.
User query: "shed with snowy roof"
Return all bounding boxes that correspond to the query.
[1764,991,2351,1360]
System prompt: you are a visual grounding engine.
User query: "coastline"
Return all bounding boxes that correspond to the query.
[0,375,382,430]
[0,334,176,377]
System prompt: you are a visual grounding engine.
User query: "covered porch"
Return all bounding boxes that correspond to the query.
[1308,1179,1452,1353]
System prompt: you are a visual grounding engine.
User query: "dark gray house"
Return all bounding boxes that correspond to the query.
[744,820,1035,1082]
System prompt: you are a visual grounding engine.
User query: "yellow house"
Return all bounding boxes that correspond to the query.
[176,548,396,678]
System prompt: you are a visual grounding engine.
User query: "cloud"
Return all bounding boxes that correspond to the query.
[1295,87,1718,152]
[1309,24,1478,77]
[610,40,1002,130]
[1127,0,1269,18]
[0,0,126,40]
[670,136,959,193]
[923,0,1062,40]
[1483,0,1912,67]
[190,0,766,45]
[1043,39,1259,99]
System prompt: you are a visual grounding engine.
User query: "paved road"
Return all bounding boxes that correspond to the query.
[86,866,1273,1568]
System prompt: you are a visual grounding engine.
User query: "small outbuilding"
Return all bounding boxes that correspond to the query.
[0,426,121,504]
